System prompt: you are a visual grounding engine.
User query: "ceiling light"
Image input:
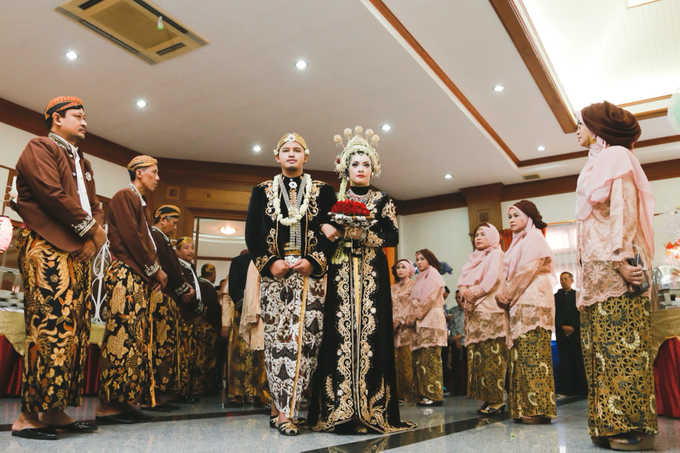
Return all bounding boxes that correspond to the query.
[295,60,308,69]
[253,145,261,152]
[65,51,78,60]
[220,226,236,235]
[444,174,453,179]
[537,145,546,151]
[493,85,505,92]
[381,124,391,131]
[136,100,147,108]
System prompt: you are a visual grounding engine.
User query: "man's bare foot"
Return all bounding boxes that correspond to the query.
[39,410,76,426]
[12,412,46,431]
[95,401,135,416]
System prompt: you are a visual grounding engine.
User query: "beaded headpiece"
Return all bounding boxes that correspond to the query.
[333,126,380,199]
[273,132,309,156]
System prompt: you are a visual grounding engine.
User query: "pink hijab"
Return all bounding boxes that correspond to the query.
[503,206,554,280]
[410,262,446,303]
[395,259,415,281]
[575,111,655,255]
[457,224,502,293]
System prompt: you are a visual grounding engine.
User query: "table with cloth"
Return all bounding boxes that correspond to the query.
[0,310,105,396]
[651,308,680,418]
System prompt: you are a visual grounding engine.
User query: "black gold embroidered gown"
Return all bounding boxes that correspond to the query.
[308,186,415,433]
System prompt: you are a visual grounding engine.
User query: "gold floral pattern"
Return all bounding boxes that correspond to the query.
[99,261,155,406]
[508,327,556,419]
[394,346,417,402]
[19,231,92,412]
[581,293,658,437]
[467,337,508,404]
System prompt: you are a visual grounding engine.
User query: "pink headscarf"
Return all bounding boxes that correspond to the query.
[503,206,554,280]
[457,224,502,293]
[394,259,415,281]
[410,262,446,303]
[575,111,655,255]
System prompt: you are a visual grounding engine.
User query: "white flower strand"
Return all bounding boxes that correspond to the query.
[272,174,312,226]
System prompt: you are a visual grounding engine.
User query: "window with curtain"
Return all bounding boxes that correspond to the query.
[544,222,579,292]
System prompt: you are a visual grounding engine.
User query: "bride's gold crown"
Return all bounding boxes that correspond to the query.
[333,126,381,178]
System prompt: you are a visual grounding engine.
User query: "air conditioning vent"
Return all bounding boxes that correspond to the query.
[56,0,208,65]
[521,173,541,181]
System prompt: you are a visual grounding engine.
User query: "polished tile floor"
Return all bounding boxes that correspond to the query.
[1,394,678,452]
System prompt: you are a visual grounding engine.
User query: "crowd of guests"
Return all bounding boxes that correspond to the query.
[8,96,659,450]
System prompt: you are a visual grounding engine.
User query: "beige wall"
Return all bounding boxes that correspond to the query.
[0,121,129,200]
[397,207,471,294]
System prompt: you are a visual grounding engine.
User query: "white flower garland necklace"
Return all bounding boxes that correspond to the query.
[272,173,312,226]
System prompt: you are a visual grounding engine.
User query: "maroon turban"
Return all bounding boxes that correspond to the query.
[580,101,641,149]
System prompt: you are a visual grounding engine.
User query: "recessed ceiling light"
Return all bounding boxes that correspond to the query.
[381,124,391,131]
[295,60,308,69]
[493,85,505,92]
[253,145,261,152]
[444,174,453,179]
[65,51,78,60]
[537,145,546,151]
[136,100,147,108]
[220,226,236,235]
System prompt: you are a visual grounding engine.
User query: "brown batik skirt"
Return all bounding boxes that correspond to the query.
[228,312,268,399]
[151,290,179,393]
[193,316,218,393]
[98,261,155,406]
[508,327,556,419]
[395,346,418,403]
[18,230,92,413]
[412,346,444,401]
[581,293,658,437]
[467,337,508,404]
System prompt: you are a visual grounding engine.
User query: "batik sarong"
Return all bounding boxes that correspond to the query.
[581,293,658,437]
[151,290,179,393]
[18,230,92,412]
[98,260,155,406]
[412,346,444,401]
[508,327,556,419]
[193,316,218,392]
[395,346,417,403]
[228,312,268,399]
[467,337,508,404]
[177,314,197,396]
[261,272,324,418]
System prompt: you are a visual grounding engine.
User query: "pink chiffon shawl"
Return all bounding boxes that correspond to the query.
[410,265,446,303]
[503,208,554,280]
[457,224,502,293]
[575,111,655,255]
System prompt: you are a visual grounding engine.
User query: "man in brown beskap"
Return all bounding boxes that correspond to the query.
[11,96,106,440]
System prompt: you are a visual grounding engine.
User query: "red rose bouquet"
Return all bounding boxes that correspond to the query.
[330,200,371,217]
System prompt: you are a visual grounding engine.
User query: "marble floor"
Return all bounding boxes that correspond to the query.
[1,394,678,452]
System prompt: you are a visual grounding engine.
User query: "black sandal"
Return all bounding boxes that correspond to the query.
[269,416,278,429]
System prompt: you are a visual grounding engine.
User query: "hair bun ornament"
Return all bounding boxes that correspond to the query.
[344,128,352,139]
[334,135,343,145]
[355,126,363,135]
[371,134,380,145]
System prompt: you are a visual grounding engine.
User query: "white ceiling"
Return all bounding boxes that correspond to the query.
[0,0,677,201]
[521,0,680,110]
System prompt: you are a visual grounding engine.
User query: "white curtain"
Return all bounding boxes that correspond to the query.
[545,222,579,292]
